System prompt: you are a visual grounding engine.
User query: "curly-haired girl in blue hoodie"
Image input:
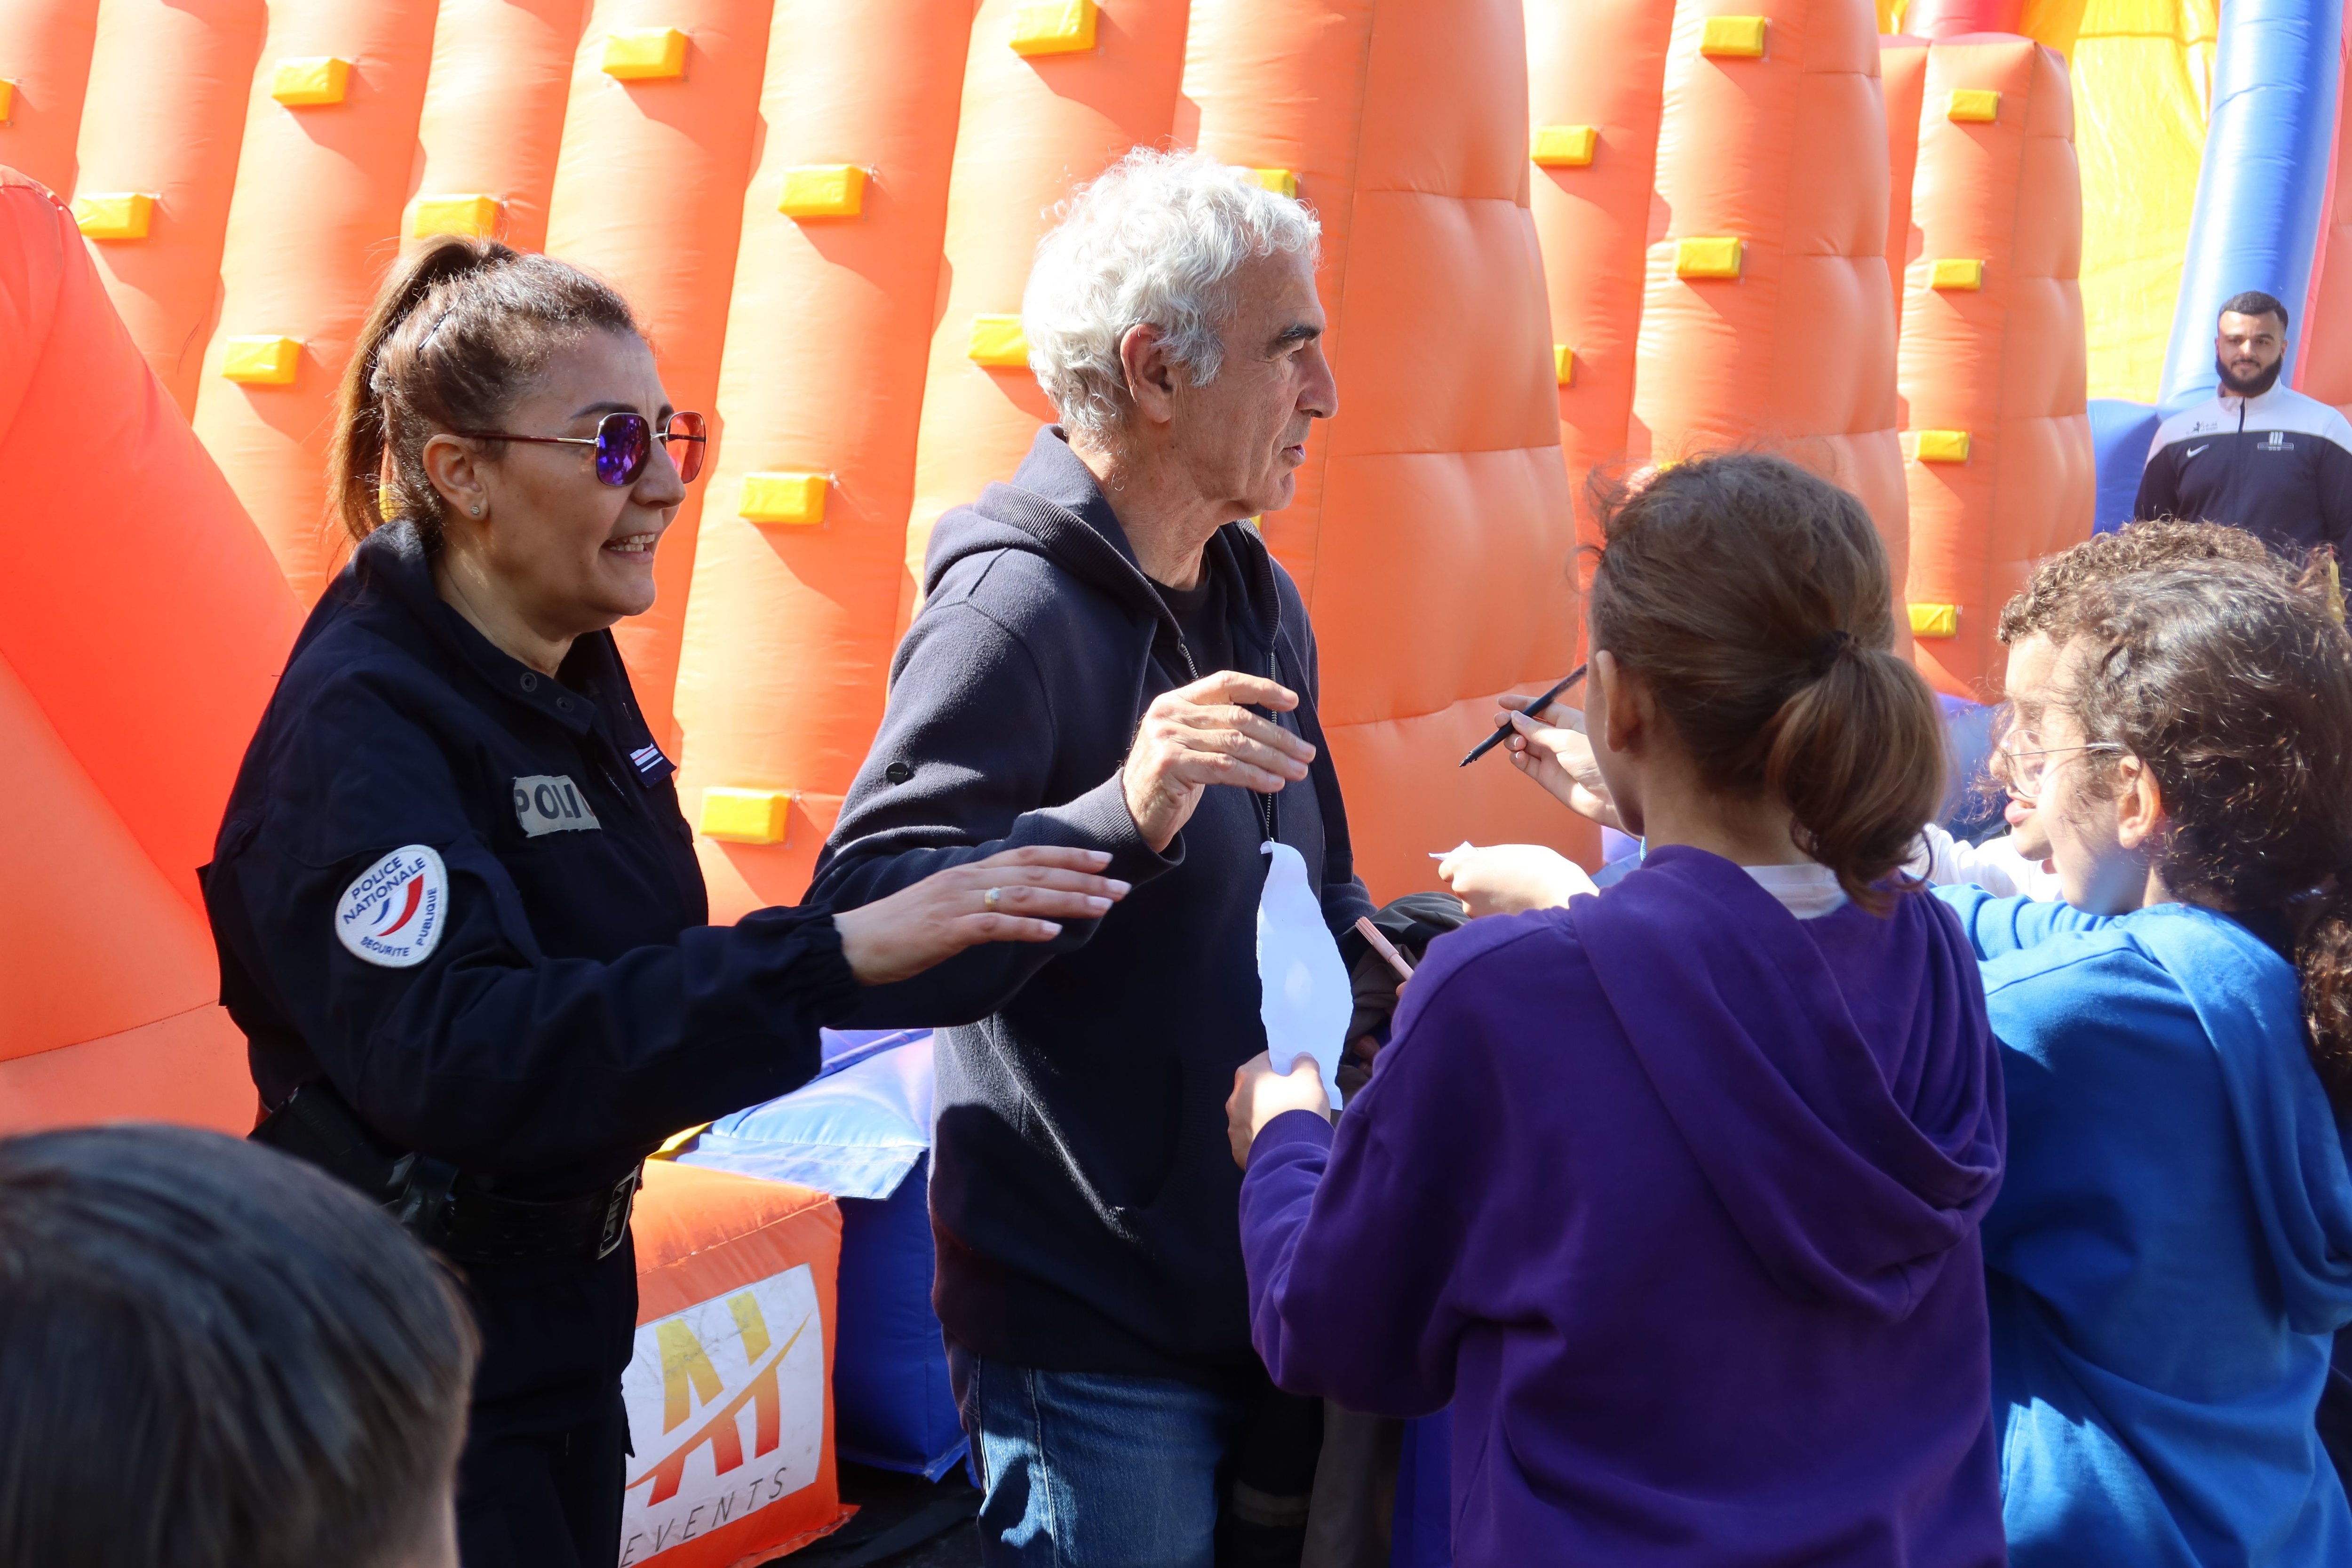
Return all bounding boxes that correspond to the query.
[1937,561,2352,1565]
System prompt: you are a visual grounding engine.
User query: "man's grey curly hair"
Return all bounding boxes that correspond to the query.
[1022,148,1321,443]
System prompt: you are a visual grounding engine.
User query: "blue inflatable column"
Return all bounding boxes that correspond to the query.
[2158,0,2345,414]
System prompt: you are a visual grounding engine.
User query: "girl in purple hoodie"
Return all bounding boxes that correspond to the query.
[1226,454,2007,1567]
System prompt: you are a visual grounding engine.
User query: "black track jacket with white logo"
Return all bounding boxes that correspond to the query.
[2134,384,2352,556]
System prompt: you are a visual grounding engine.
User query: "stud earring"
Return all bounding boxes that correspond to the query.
[471,505,482,517]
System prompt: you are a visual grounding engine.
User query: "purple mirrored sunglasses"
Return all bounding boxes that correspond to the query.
[450,411,707,486]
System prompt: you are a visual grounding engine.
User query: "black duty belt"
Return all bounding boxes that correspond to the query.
[252,1080,639,1265]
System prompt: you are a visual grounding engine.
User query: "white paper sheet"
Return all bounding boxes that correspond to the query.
[1256,840,1351,1110]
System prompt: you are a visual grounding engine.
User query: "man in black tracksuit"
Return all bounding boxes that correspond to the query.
[808,151,1370,1568]
[2135,289,2352,556]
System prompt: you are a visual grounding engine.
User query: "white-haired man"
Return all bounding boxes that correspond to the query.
[810,151,1371,1566]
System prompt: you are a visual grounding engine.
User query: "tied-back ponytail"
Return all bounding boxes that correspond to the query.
[1587,453,1946,909]
[325,235,640,545]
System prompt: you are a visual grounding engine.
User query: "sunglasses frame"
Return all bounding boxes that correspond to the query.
[446,410,707,487]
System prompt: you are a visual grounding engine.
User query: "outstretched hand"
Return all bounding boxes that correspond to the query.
[832,846,1129,986]
[1436,843,1598,917]
[1124,671,1315,853]
[1226,1051,1332,1168]
[1492,697,1622,829]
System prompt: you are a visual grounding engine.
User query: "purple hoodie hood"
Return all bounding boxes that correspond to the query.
[1573,847,2004,1321]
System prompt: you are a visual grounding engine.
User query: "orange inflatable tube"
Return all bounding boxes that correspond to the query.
[1636,0,1910,606]
[189,0,442,605]
[1898,35,2090,699]
[672,0,978,919]
[547,0,775,754]
[0,0,98,193]
[0,169,301,1132]
[406,0,586,257]
[1184,0,1584,897]
[1523,0,1676,564]
[68,0,266,416]
[1174,0,1377,609]
[897,0,1194,624]
[2297,39,2352,415]
[1881,35,1929,344]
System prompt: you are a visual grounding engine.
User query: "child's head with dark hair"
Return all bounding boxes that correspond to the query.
[1584,452,1945,907]
[0,1125,477,1568]
[2039,563,2352,1105]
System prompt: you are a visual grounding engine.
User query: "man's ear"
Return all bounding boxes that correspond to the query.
[2114,754,2166,853]
[1118,323,1179,428]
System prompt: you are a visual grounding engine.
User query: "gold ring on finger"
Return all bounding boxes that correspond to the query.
[984,886,1002,912]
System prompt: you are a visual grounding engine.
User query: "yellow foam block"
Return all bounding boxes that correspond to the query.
[220,335,301,386]
[1700,16,1767,56]
[699,788,792,845]
[1248,167,1297,198]
[0,81,15,123]
[1010,0,1096,56]
[1531,124,1598,167]
[412,194,501,239]
[1554,345,1575,385]
[1929,256,1984,290]
[968,315,1029,367]
[1909,603,1961,638]
[73,193,155,240]
[1675,236,1743,279]
[778,165,866,218]
[739,472,829,526]
[1912,429,1972,463]
[271,56,351,106]
[602,27,687,80]
[1947,88,2001,123]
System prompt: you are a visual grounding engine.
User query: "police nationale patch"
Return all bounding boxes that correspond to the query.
[334,845,448,968]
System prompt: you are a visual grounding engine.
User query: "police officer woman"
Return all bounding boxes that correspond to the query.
[199,236,1128,1568]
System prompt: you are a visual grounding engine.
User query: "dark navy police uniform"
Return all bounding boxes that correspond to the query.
[202,521,856,1568]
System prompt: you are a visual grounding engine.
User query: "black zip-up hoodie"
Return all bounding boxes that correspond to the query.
[809,427,1372,1382]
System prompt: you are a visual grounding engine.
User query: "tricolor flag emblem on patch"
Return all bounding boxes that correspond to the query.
[334,845,448,968]
[631,740,675,784]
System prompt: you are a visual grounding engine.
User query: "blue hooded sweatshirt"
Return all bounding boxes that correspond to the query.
[1935,889,2352,1565]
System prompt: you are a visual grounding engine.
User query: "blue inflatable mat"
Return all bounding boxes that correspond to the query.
[679,1033,968,1480]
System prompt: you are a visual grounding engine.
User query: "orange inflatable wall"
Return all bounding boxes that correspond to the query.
[1218,0,1584,899]
[1524,0,1675,575]
[2299,31,2352,417]
[0,168,301,1133]
[1638,0,1910,607]
[897,0,1193,621]
[623,1162,849,1568]
[1881,35,1928,342]
[1174,0,1375,613]
[70,0,265,415]
[673,0,977,916]
[0,0,97,193]
[1897,35,2090,700]
[548,0,774,753]
[190,0,442,604]
[406,0,585,259]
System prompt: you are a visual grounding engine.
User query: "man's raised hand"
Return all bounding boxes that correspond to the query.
[1122,671,1315,852]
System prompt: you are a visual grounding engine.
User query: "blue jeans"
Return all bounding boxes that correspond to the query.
[947,1341,1242,1568]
